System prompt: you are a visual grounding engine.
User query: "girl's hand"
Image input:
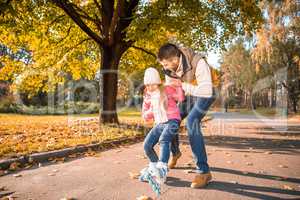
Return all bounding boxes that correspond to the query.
[165,76,182,87]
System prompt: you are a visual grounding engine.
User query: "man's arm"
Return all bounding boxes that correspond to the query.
[182,59,213,97]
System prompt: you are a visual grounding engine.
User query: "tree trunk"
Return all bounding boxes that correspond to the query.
[99,44,127,124]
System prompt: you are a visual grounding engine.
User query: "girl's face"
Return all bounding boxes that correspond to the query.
[146,84,159,92]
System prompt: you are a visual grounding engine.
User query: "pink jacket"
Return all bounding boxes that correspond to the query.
[142,85,185,123]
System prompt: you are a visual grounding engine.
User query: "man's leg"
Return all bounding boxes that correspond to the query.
[169,96,195,168]
[186,96,215,188]
[186,97,214,172]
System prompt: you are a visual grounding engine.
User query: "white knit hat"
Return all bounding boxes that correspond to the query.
[144,67,161,85]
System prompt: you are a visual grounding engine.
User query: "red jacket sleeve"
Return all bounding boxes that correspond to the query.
[142,93,154,121]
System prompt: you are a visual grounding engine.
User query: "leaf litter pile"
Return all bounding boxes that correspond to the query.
[0,114,143,159]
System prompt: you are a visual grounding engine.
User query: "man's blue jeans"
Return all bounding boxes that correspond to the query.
[144,119,180,163]
[171,95,215,173]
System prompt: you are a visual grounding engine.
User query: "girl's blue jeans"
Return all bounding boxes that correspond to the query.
[143,119,180,164]
[171,95,216,173]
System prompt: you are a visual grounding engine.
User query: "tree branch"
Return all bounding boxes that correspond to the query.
[56,25,73,44]
[51,0,104,46]
[46,15,65,35]
[131,45,156,58]
[93,0,102,14]
[71,2,98,23]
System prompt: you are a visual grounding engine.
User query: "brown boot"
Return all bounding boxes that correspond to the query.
[190,172,212,188]
[168,152,182,169]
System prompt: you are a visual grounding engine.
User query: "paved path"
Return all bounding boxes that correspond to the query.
[1,113,300,200]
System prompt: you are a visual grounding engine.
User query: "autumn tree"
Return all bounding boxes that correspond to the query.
[0,0,263,123]
[221,38,258,108]
[252,0,300,113]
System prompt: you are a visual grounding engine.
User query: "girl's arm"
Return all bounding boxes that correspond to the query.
[142,94,154,121]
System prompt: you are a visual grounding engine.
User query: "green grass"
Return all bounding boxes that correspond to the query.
[230,107,281,116]
[118,107,141,117]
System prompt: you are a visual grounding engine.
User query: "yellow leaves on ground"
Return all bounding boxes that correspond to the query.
[0,114,142,159]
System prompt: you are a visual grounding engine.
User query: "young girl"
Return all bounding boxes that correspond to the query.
[140,67,184,184]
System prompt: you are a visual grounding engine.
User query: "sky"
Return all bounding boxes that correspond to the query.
[207,50,221,69]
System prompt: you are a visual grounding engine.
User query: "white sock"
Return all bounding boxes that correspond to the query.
[149,162,157,169]
[157,161,168,170]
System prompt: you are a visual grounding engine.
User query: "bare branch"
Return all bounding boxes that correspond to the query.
[93,0,102,14]
[51,0,104,45]
[131,45,156,58]
[71,3,98,23]
[46,15,65,35]
[56,25,73,44]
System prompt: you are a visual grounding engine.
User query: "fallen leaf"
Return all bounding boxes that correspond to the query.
[274,177,284,181]
[283,185,294,190]
[48,173,55,176]
[60,198,77,200]
[129,172,140,179]
[93,153,101,158]
[13,174,22,178]
[9,162,20,171]
[0,186,7,191]
[183,170,194,174]
[24,164,32,169]
[53,169,59,173]
[278,165,288,168]
[136,155,146,159]
[264,151,272,155]
[246,162,253,166]
[116,150,122,153]
[183,160,194,167]
[136,195,153,200]
[1,195,16,200]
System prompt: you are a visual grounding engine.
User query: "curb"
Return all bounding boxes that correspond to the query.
[0,117,214,171]
[0,125,150,171]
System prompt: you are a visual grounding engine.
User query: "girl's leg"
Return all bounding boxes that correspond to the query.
[159,120,180,163]
[170,134,180,155]
[143,124,163,162]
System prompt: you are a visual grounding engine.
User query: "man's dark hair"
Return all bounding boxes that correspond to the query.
[157,43,181,60]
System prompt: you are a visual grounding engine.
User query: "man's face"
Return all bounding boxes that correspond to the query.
[159,56,180,71]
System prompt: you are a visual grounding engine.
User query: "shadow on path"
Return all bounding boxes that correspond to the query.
[179,135,300,155]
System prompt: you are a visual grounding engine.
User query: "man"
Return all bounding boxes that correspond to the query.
[157,43,219,188]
